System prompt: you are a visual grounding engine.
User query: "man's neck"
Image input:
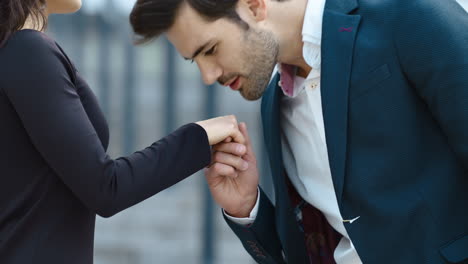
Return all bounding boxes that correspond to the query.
[297,66,311,78]
[269,0,311,76]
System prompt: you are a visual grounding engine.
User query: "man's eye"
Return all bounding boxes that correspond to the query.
[204,45,217,56]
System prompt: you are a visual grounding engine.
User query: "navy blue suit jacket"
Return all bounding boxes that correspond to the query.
[225,0,468,263]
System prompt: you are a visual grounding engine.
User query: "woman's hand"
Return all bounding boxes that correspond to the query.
[196,115,245,145]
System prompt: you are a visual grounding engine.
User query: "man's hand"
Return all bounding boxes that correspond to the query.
[205,122,259,218]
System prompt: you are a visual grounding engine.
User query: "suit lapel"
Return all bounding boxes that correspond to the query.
[261,73,284,188]
[262,73,310,263]
[321,0,361,205]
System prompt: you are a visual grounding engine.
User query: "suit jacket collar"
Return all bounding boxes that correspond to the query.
[262,0,361,207]
[326,0,359,14]
[320,0,360,205]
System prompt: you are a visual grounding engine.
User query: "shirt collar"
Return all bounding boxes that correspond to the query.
[278,0,326,98]
[301,0,326,69]
[302,0,326,46]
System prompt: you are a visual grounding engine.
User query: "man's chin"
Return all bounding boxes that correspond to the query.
[240,88,263,101]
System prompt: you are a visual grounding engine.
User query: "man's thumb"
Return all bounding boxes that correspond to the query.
[239,122,252,149]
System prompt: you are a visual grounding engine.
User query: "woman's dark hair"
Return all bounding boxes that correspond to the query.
[130,0,247,44]
[0,0,47,47]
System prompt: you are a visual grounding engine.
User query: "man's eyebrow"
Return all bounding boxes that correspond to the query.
[183,41,210,61]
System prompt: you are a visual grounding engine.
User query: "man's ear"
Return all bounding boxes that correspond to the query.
[240,0,267,21]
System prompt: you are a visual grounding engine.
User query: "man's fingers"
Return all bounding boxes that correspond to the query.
[206,163,238,178]
[239,122,252,148]
[212,151,249,171]
[212,142,246,156]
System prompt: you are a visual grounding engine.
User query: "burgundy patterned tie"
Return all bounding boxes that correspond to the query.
[279,65,342,264]
[287,177,342,264]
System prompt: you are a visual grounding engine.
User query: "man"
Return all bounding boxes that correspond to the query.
[130,0,468,263]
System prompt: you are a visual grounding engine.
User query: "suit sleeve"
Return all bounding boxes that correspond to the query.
[1,32,211,217]
[393,0,468,171]
[224,187,286,264]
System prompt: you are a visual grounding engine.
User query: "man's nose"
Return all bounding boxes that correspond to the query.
[198,60,222,85]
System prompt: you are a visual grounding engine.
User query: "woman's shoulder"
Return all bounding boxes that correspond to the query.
[2,30,58,55]
[0,30,73,67]
[0,30,76,81]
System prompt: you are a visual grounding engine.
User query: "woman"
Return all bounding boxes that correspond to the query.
[0,0,247,263]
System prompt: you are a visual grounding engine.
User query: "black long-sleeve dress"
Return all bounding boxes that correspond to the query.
[0,29,211,264]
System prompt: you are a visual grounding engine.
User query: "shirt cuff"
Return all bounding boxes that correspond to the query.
[223,188,260,226]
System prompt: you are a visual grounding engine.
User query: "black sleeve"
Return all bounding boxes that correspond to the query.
[1,32,211,217]
[393,0,468,171]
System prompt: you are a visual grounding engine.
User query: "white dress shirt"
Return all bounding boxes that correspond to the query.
[226,0,362,263]
[458,0,468,10]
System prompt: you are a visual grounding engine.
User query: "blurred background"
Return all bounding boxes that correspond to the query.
[45,0,468,263]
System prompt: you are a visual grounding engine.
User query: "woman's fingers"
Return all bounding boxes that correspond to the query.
[229,126,245,145]
[196,115,244,145]
[224,115,245,144]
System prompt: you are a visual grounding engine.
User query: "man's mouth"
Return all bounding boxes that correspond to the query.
[224,76,241,91]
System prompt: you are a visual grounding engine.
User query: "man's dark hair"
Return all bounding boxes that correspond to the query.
[130,0,247,44]
[0,0,47,47]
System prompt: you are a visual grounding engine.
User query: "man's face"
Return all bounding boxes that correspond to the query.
[167,3,279,101]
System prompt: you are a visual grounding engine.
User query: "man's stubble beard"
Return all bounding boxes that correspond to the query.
[239,28,279,101]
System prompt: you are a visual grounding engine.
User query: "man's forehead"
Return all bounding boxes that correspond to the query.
[166,4,212,54]
[167,26,211,60]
